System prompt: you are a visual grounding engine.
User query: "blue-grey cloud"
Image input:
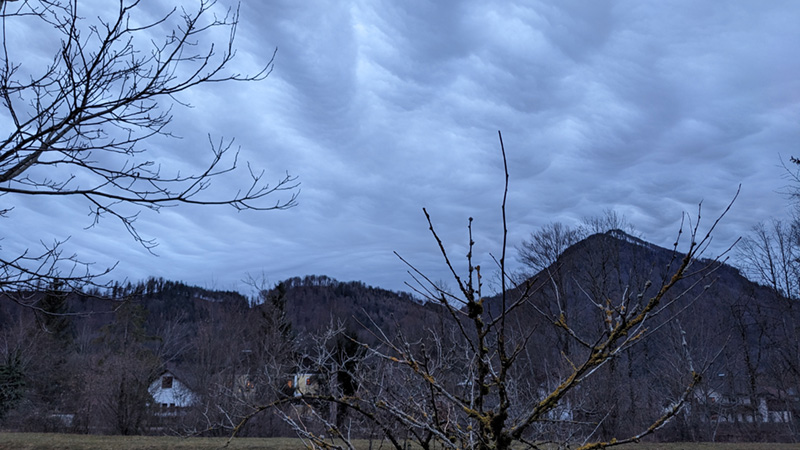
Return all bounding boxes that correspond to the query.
[5,0,800,294]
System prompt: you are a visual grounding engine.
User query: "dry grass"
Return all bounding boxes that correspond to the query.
[0,433,307,450]
[615,444,800,450]
[0,434,797,450]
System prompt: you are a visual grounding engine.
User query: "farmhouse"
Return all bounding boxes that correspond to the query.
[698,387,795,424]
[149,369,198,415]
[289,373,320,397]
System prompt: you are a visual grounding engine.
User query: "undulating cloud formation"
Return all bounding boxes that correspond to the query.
[7,0,800,294]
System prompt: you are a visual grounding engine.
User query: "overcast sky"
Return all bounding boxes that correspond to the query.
[6,0,800,295]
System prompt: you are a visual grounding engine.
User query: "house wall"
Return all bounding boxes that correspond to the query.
[149,372,197,408]
[292,373,318,396]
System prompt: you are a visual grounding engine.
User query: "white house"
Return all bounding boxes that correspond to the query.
[149,370,197,415]
[697,387,794,424]
[290,373,319,397]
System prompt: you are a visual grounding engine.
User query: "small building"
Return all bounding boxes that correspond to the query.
[149,370,198,415]
[289,373,319,397]
[697,387,795,424]
[235,373,256,401]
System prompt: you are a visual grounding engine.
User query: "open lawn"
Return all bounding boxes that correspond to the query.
[0,434,797,450]
[0,434,303,450]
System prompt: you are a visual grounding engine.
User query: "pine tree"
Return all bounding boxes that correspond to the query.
[0,351,25,419]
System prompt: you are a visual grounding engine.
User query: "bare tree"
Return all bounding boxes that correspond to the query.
[517,222,584,276]
[516,211,641,363]
[229,133,737,449]
[581,209,638,237]
[516,210,639,286]
[736,219,800,441]
[0,0,297,296]
[737,220,800,301]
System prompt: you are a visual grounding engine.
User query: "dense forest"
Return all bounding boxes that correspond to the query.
[0,275,432,435]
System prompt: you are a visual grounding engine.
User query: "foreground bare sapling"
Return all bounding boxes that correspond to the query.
[230,133,735,449]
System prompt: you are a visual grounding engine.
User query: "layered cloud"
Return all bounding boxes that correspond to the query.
[6,0,800,293]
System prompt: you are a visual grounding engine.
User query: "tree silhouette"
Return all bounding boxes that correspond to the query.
[0,0,297,300]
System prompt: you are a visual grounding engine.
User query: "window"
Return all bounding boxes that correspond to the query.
[162,375,173,389]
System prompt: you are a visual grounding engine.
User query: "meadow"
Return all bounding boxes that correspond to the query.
[0,433,797,450]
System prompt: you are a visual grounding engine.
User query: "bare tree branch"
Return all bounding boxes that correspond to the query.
[0,0,298,296]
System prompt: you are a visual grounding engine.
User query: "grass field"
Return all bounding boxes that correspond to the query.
[0,433,797,450]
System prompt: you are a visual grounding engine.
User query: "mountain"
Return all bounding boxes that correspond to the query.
[494,229,796,441]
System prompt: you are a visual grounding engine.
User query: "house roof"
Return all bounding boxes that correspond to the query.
[152,366,198,392]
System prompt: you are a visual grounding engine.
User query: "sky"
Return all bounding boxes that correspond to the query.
[4,0,800,296]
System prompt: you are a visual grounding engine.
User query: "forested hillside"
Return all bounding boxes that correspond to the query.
[0,275,432,435]
[0,232,798,443]
[496,231,796,442]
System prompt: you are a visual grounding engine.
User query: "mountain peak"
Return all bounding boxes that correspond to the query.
[603,228,654,250]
